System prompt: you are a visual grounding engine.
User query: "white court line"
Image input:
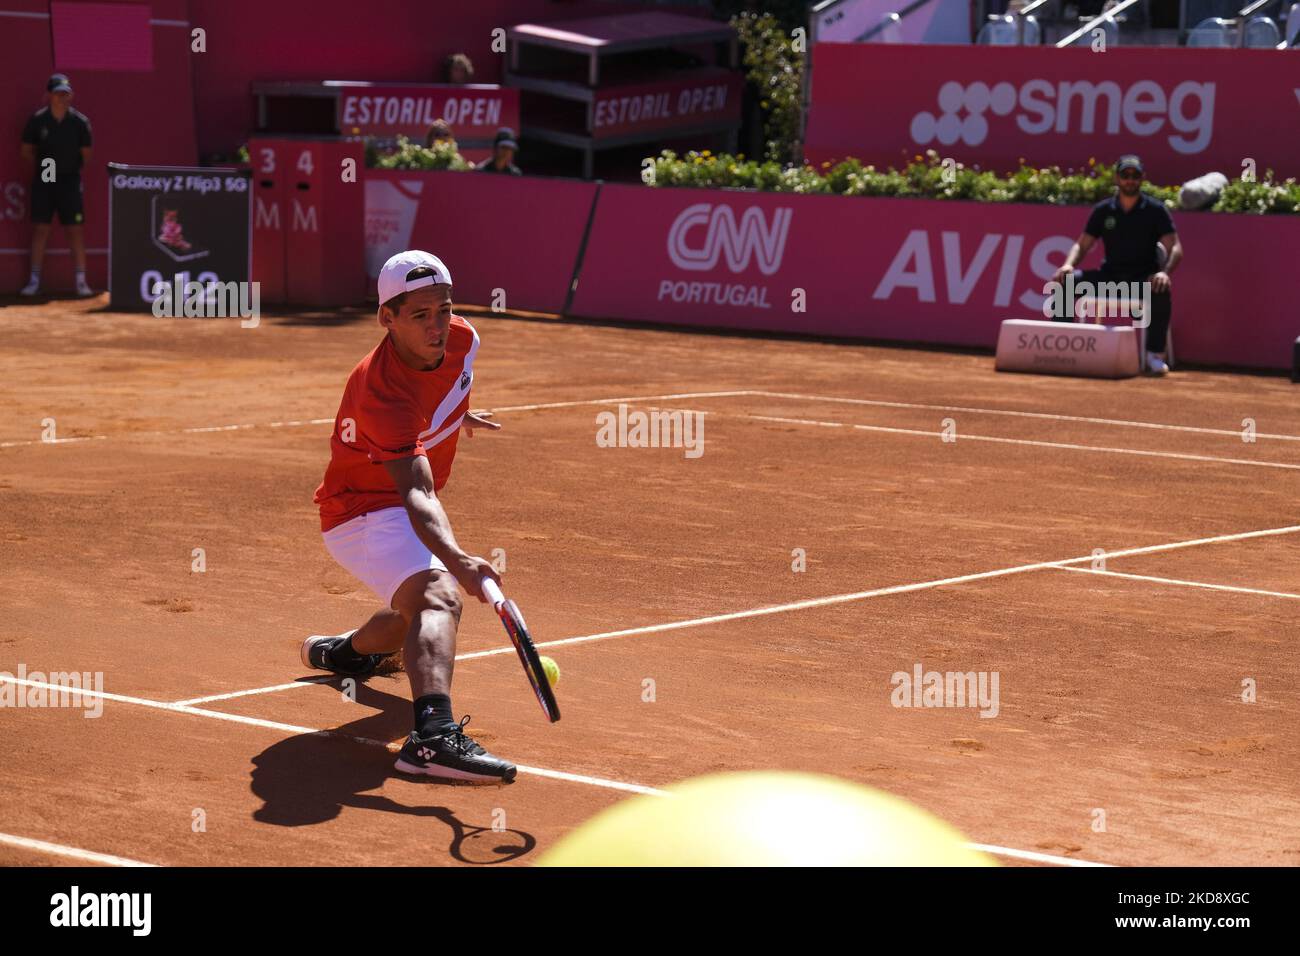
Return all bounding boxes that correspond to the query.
[490,390,755,413]
[0,435,108,449]
[0,393,748,450]
[965,843,1108,868]
[201,515,1275,700]
[182,419,334,434]
[0,831,156,867]
[0,676,1097,866]
[1057,565,1300,600]
[512,765,661,796]
[0,674,666,799]
[8,386,1297,455]
[194,523,1300,701]
[449,522,1300,661]
[175,677,331,706]
[747,390,1300,443]
[750,414,1300,472]
[0,419,330,448]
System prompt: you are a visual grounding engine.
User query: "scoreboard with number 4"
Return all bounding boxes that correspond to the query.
[249,138,365,307]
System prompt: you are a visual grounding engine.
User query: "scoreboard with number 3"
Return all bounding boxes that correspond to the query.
[249,137,365,307]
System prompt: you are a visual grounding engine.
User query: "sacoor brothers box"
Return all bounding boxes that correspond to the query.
[995,319,1140,379]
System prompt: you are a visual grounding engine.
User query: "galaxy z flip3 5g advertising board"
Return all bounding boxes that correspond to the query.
[108,163,252,313]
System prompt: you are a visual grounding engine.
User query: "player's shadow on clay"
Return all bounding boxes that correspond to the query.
[249,679,535,865]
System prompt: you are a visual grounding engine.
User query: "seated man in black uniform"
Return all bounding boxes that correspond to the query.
[1052,155,1183,375]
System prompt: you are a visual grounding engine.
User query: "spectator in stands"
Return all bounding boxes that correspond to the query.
[1052,155,1183,375]
[476,128,522,176]
[19,74,93,297]
[424,118,455,150]
[444,53,475,84]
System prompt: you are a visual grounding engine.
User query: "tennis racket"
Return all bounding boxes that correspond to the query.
[480,577,560,723]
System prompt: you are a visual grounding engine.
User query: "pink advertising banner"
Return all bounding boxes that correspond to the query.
[335,83,520,144]
[364,169,597,314]
[51,1,153,72]
[569,183,1299,371]
[805,43,1300,183]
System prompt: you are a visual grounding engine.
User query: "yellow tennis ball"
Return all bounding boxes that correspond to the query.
[537,771,995,867]
[539,655,559,686]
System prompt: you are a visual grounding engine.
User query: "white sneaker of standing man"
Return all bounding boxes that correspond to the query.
[75,275,94,297]
[19,275,40,296]
[1146,352,1170,375]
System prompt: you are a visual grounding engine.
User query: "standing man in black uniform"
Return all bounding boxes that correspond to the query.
[1052,155,1183,375]
[19,74,94,297]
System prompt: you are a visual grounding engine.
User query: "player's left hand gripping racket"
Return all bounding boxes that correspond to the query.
[480,577,560,723]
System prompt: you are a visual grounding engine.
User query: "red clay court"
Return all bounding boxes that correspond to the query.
[1,297,1297,867]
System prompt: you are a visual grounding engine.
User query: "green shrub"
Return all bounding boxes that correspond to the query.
[368,136,472,171]
[731,11,804,166]
[646,148,1297,213]
[1212,172,1300,214]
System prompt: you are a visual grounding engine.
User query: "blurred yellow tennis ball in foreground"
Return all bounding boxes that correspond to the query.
[539,655,559,686]
[537,771,994,866]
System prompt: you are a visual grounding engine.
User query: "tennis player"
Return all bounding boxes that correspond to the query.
[304,250,516,784]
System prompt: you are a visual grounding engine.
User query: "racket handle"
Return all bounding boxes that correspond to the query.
[480,576,505,609]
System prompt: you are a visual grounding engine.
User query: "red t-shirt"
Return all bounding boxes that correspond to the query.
[314,317,479,532]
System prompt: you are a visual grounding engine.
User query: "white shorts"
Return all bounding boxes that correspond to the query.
[322,507,445,606]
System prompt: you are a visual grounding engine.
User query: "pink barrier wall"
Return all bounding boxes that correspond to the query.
[806,43,1300,184]
[364,170,599,315]
[569,183,1299,371]
[1,0,196,293]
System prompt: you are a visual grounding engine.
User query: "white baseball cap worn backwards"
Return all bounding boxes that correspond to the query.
[378,250,452,306]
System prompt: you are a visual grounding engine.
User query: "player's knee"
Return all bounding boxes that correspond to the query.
[392,568,461,622]
[417,577,462,621]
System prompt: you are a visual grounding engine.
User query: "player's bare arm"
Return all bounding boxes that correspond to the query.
[382,452,499,602]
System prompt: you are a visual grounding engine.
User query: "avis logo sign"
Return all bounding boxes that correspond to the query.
[666,203,792,275]
[873,229,1073,310]
[910,79,1215,154]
